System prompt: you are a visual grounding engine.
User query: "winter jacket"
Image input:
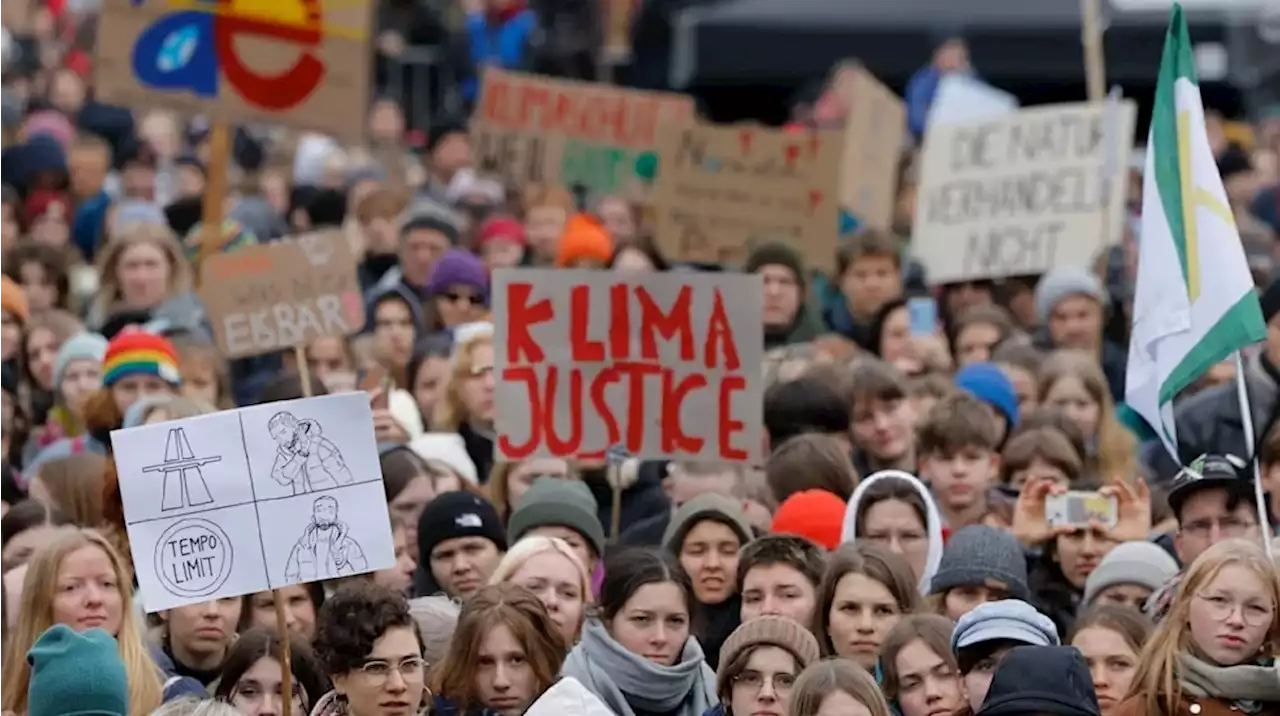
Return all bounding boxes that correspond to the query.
[526,678,615,716]
[1111,694,1280,716]
[462,9,537,102]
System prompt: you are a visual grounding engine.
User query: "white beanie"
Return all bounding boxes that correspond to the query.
[1034,267,1109,322]
[1082,541,1179,607]
[409,433,479,484]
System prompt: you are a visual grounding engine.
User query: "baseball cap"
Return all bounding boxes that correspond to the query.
[1167,453,1250,519]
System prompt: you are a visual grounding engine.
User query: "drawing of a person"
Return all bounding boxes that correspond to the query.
[284,496,368,582]
[268,411,353,494]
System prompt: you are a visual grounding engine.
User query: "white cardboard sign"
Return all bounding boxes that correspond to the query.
[111,393,395,612]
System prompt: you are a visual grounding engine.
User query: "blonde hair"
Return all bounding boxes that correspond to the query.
[92,223,191,320]
[489,536,593,600]
[1127,540,1280,716]
[432,330,493,431]
[1037,350,1136,483]
[1,529,164,716]
[789,658,893,716]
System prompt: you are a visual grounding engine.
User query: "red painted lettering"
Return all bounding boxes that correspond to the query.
[704,288,741,370]
[609,283,630,359]
[637,286,694,361]
[542,367,584,454]
[718,376,748,460]
[615,362,661,453]
[661,372,707,453]
[582,368,622,460]
[506,283,553,362]
[570,286,604,361]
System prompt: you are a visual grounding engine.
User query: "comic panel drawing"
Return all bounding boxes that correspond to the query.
[111,410,256,525]
[258,481,395,590]
[240,393,382,501]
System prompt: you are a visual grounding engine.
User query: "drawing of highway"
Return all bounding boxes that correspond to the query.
[143,427,222,511]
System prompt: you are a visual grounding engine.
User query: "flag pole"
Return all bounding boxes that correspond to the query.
[1234,350,1274,559]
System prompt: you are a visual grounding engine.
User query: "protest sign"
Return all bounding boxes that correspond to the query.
[111,393,394,611]
[492,269,764,463]
[93,0,372,140]
[650,121,842,269]
[200,230,364,359]
[472,69,694,197]
[828,63,907,230]
[913,101,1136,284]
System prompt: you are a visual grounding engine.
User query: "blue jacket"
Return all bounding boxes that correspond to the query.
[905,65,944,139]
[463,9,537,102]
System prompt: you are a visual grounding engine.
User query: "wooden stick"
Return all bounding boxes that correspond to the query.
[1080,0,1107,102]
[295,344,314,398]
[272,591,296,716]
[194,123,232,289]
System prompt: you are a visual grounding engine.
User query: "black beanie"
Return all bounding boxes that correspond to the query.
[1261,279,1280,325]
[416,492,507,561]
[744,241,807,289]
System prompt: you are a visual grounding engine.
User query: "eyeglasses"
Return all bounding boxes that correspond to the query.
[1181,516,1257,539]
[732,670,796,696]
[358,657,427,682]
[441,292,485,306]
[1195,593,1275,626]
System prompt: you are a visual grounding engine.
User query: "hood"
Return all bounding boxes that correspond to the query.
[363,282,426,336]
[229,196,289,241]
[525,678,615,716]
[841,469,945,595]
[977,645,1100,716]
[147,291,209,339]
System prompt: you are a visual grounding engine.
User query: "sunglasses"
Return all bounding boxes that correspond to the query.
[441,292,484,306]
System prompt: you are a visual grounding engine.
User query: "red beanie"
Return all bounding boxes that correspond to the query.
[23,190,70,227]
[771,490,847,550]
[478,216,526,247]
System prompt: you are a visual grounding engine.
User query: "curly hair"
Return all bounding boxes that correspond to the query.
[313,581,420,676]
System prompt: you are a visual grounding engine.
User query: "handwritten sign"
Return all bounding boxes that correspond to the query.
[112,393,395,611]
[93,0,372,140]
[913,101,1135,284]
[830,63,907,230]
[200,230,364,359]
[650,121,842,269]
[492,269,764,463]
[472,69,694,197]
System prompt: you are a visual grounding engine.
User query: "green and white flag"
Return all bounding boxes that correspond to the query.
[1125,3,1266,458]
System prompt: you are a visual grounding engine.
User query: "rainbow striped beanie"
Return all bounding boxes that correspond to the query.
[102,331,182,388]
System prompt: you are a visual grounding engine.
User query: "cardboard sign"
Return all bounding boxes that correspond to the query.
[831,63,907,230]
[650,121,842,269]
[492,269,764,463]
[111,393,394,611]
[912,101,1135,284]
[927,75,1019,128]
[471,69,694,197]
[200,230,364,359]
[93,0,372,141]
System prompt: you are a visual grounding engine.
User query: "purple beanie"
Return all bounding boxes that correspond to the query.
[427,249,488,304]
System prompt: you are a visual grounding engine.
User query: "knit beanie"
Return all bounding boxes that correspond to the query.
[744,242,806,290]
[716,616,821,697]
[1,274,28,324]
[955,362,1020,429]
[508,477,606,557]
[417,491,507,562]
[27,625,128,716]
[1034,267,1108,322]
[53,332,108,390]
[771,489,847,549]
[426,249,488,302]
[478,215,526,247]
[101,330,182,388]
[930,525,1030,601]
[555,214,613,267]
[663,493,754,553]
[1082,541,1180,607]
[408,433,479,483]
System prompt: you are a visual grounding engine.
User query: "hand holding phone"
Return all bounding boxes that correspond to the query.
[1045,491,1118,530]
[907,297,938,336]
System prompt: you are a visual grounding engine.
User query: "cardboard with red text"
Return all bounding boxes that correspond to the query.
[650,121,842,270]
[93,0,373,140]
[200,230,365,359]
[492,269,764,463]
[471,69,694,198]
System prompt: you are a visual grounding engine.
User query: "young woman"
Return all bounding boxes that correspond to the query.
[948,305,1017,367]
[22,309,82,424]
[368,288,423,390]
[304,335,358,393]
[27,452,108,527]
[238,583,326,642]
[1114,540,1280,716]
[714,615,821,716]
[172,336,234,409]
[0,528,164,716]
[88,224,202,335]
[1037,350,1136,483]
[427,249,489,331]
[381,445,461,564]
[813,543,919,670]
[433,324,496,482]
[310,581,428,716]
[23,331,105,464]
[214,627,331,716]
[4,241,71,313]
[1027,523,1122,637]
[608,239,668,273]
[879,614,965,716]
[488,536,592,644]
[432,583,568,716]
[561,547,717,716]
[488,457,574,523]
[0,498,72,570]
[787,658,894,716]
[841,469,945,594]
[926,525,1030,622]
[405,334,452,428]
[1068,606,1151,716]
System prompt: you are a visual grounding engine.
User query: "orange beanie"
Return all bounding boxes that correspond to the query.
[555,213,613,267]
[1,275,28,324]
[771,489,847,550]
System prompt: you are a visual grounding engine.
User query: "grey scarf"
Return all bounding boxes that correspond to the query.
[560,620,717,716]
[1178,653,1280,714]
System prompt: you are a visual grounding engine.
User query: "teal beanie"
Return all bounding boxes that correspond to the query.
[27,625,128,716]
[507,477,606,557]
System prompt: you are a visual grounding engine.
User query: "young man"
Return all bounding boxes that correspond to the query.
[745,241,824,349]
[950,599,1060,712]
[1165,453,1262,567]
[848,359,918,475]
[1033,267,1126,401]
[620,461,746,547]
[917,393,1002,529]
[415,491,507,600]
[824,229,904,351]
[763,373,853,453]
[736,534,826,628]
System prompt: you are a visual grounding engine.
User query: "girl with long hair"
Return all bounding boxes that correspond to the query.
[488,536,592,644]
[1037,350,1136,483]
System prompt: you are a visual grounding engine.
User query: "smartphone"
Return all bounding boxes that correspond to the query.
[360,366,391,410]
[1045,491,1118,530]
[907,297,938,336]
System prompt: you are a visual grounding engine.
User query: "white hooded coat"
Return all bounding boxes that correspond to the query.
[840,469,946,595]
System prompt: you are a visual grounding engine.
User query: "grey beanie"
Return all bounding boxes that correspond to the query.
[1082,541,1179,607]
[930,525,1030,600]
[507,477,606,557]
[52,332,107,391]
[662,493,754,553]
[1034,267,1109,322]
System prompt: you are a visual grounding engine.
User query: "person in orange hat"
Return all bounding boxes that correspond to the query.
[771,489,847,550]
[1,276,29,363]
[555,214,613,269]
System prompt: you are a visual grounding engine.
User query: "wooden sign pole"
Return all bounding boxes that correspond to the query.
[195,123,232,290]
[1080,0,1107,102]
[272,592,296,716]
